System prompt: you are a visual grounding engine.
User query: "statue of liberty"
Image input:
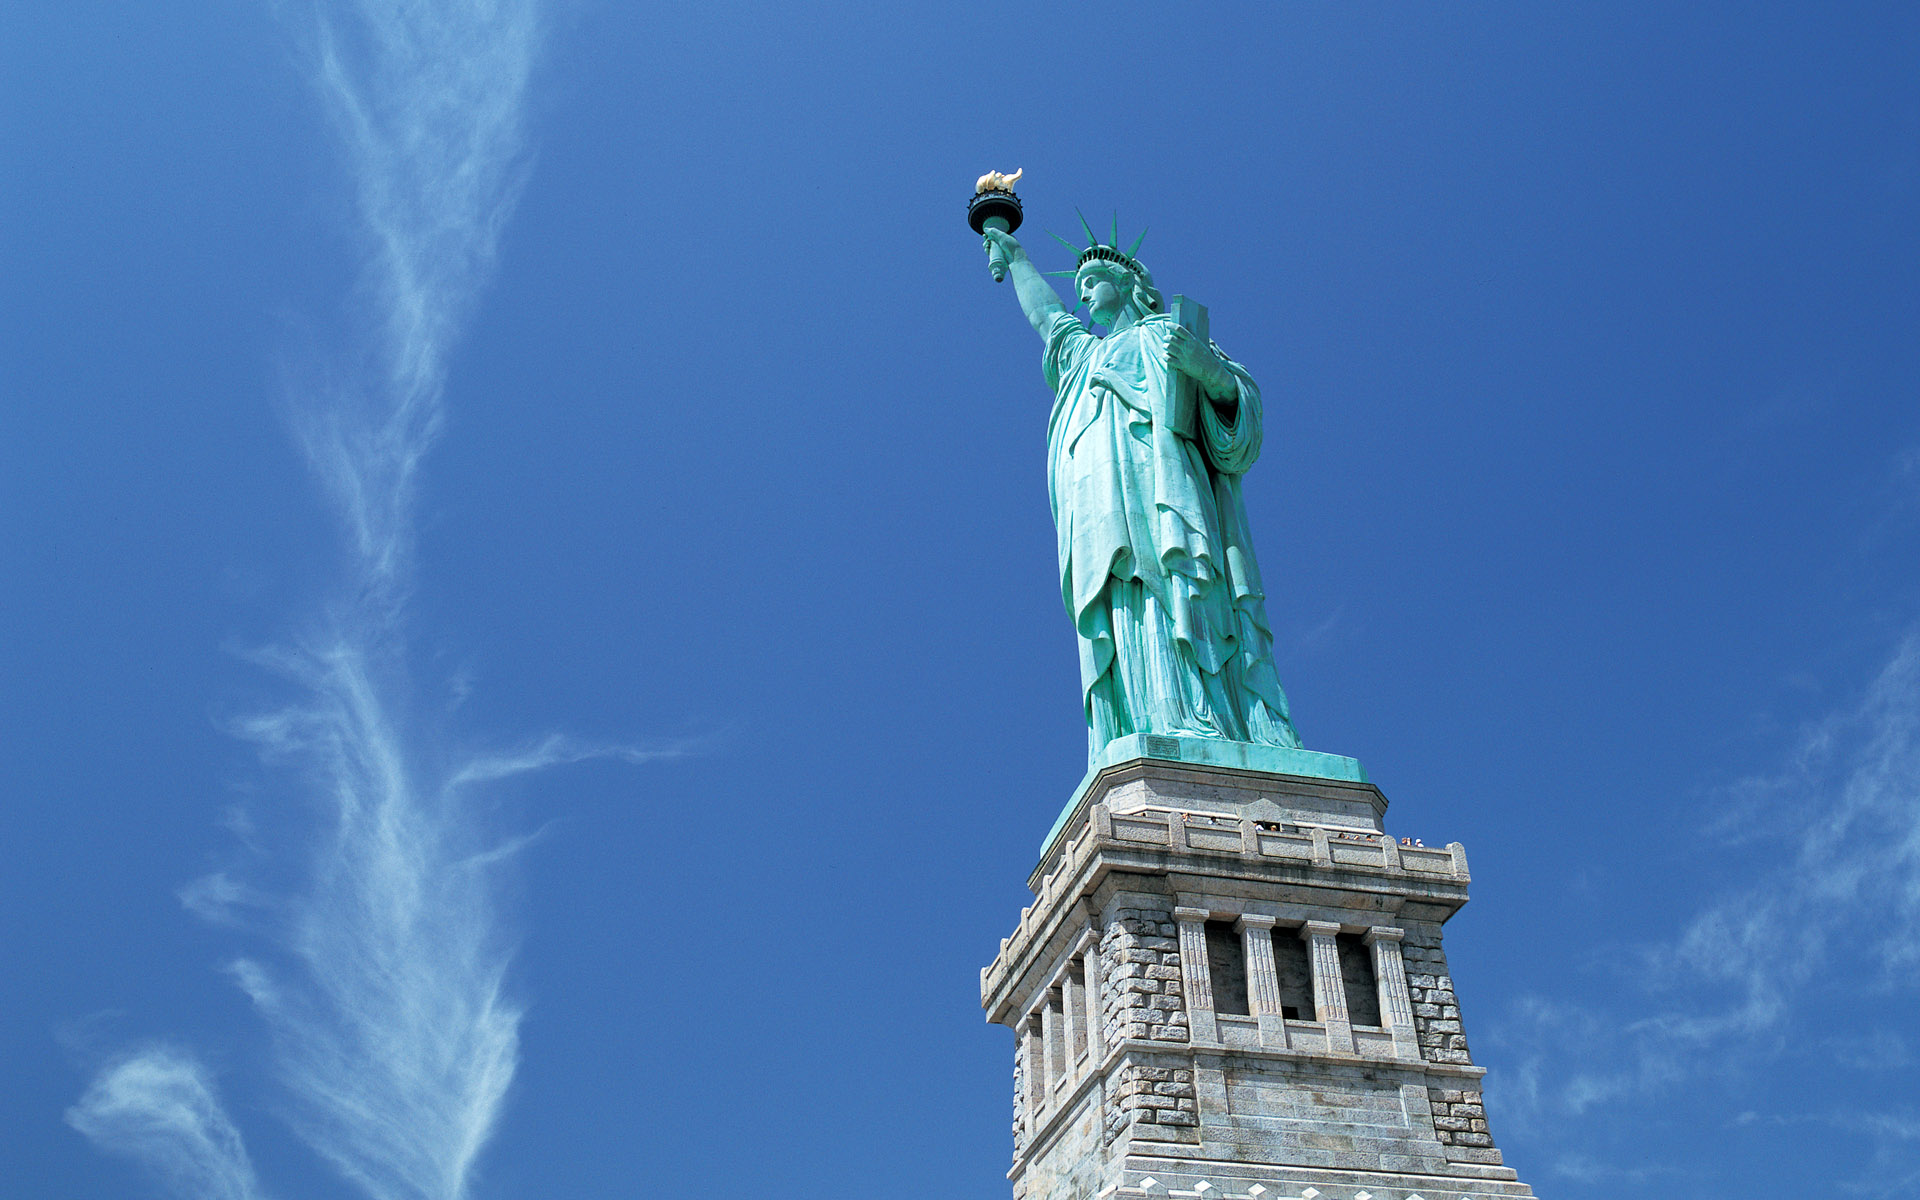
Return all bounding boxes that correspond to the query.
[981,213,1305,764]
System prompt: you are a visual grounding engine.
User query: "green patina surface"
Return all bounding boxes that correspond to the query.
[981,208,1331,773]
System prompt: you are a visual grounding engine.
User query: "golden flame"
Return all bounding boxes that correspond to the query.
[974,167,1023,195]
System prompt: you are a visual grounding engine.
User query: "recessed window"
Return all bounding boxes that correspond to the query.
[1336,933,1381,1026]
[1204,921,1250,1016]
[1046,987,1067,1071]
[1271,928,1316,1020]
[1068,958,1089,1059]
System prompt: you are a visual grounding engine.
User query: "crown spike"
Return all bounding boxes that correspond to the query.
[1110,211,1119,249]
[1076,208,1101,248]
[1126,226,1149,258]
[1047,229,1082,255]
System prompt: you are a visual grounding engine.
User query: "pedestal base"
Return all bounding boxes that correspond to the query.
[1105,1157,1538,1200]
[986,753,1535,1200]
[1041,736,1371,860]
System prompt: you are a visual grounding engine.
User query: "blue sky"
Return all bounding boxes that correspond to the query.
[4,2,1919,1197]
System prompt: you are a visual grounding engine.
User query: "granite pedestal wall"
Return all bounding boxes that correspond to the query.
[982,746,1537,1200]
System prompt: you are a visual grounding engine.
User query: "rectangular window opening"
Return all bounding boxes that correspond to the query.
[1271,927,1316,1021]
[1067,959,1089,1060]
[1204,920,1250,1016]
[1025,1012,1047,1098]
[1336,933,1382,1026]
[1046,987,1067,1074]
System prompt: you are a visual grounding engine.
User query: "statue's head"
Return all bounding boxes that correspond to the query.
[1055,216,1162,327]
[1074,250,1162,327]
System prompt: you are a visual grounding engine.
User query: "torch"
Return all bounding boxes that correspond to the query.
[968,168,1024,283]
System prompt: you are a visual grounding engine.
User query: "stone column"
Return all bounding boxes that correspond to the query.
[1173,906,1217,1045]
[1301,921,1354,1055]
[1365,926,1420,1061]
[1064,962,1088,1067]
[1022,1011,1045,1132]
[1042,986,1066,1096]
[1236,914,1288,1049]
[1081,931,1105,1061]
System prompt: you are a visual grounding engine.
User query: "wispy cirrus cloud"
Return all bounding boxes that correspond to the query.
[1499,629,1920,1191]
[293,0,541,604]
[67,1047,265,1200]
[68,3,589,1199]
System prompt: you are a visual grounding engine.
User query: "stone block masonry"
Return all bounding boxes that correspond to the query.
[1402,925,1474,1069]
[1100,909,1191,1047]
[1105,1057,1199,1145]
[1427,1085,1502,1166]
[982,755,1536,1199]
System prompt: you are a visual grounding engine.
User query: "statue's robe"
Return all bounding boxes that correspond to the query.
[1043,310,1301,759]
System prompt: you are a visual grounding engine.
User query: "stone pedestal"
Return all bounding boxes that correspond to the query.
[981,744,1537,1200]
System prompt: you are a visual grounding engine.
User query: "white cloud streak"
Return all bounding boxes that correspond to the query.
[66,1047,266,1200]
[296,0,539,602]
[225,641,526,1200]
[232,2,543,1195]
[74,3,549,1199]
[1501,630,1920,1189]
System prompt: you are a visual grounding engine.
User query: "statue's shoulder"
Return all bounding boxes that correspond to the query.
[1124,312,1175,340]
[1135,312,1178,339]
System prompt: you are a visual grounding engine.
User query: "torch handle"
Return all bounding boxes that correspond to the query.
[983,215,1010,282]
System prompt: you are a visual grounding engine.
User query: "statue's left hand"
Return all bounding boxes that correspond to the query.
[1166,326,1235,398]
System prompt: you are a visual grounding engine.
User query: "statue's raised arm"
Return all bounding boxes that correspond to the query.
[980,227,1067,336]
[974,204,1304,765]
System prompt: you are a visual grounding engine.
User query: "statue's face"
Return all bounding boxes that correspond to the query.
[1077,267,1128,325]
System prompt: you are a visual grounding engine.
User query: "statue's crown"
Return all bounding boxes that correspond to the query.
[1046,210,1151,282]
[1077,242,1146,276]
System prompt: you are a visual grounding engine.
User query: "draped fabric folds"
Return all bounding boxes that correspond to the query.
[1043,311,1302,760]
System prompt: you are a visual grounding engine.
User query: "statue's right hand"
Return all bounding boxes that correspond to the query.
[981,227,1026,262]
